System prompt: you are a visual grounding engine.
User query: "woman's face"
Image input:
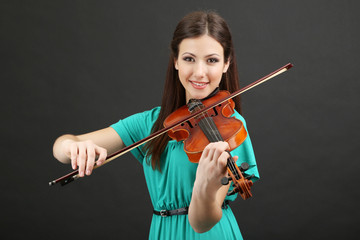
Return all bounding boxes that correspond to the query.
[175,35,230,103]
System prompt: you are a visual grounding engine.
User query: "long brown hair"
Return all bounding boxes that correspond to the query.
[144,10,241,170]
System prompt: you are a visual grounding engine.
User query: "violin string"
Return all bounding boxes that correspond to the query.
[201,103,239,179]
[184,100,248,181]
[192,102,240,179]
[204,104,240,180]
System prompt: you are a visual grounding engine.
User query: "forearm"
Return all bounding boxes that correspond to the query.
[52,134,78,164]
[188,182,228,233]
[188,142,232,233]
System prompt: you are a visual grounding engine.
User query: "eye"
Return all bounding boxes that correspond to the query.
[183,56,195,62]
[207,58,219,63]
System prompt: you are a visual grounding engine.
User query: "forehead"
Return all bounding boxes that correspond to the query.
[178,35,224,56]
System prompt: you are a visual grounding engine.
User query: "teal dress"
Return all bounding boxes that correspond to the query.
[111,107,259,240]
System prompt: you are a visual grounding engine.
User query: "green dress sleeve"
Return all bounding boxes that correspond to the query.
[110,107,161,164]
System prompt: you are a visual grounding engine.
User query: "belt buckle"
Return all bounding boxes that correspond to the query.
[160,210,168,217]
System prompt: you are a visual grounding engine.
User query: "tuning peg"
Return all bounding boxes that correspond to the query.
[227,189,237,196]
[221,177,232,185]
[245,174,255,180]
[239,162,249,172]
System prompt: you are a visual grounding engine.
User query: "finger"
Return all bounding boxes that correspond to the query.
[95,146,107,166]
[211,142,229,162]
[204,143,217,163]
[218,151,230,170]
[77,143,86,177]
[233,156,238,162]
[199,143,212,164]
[85,143,95,176]
[219,141,230,151]
[70,143,78,170]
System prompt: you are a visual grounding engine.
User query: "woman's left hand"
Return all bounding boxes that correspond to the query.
[193,141,237,197]
[189,141,238,233]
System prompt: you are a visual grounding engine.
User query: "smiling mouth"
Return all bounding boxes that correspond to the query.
[190,81,209,87]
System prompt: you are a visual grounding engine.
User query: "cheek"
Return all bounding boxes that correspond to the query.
[177,70,187,87]
[178,67,191,81]
[209,68,224,82]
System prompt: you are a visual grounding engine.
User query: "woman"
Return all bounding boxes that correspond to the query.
[53,11,259,239]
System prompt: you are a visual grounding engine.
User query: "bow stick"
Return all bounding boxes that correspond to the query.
[49,63,293,186]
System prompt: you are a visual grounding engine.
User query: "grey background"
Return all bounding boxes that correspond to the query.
[1,0,359,239]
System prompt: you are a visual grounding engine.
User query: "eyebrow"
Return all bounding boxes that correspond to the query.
[182,52,221,58]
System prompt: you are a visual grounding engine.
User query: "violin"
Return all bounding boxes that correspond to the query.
[49,63,293,200]
[164,90,253,199]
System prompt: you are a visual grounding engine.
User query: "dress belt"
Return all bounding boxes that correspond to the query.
[153,200,229,217]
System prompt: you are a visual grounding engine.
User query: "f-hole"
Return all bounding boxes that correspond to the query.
[211,106,219,117]
[185,120,193,128]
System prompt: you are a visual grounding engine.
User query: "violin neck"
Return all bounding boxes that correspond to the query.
[188,99,224,142]
[198,115,223,142]
[195,107,241,180]
[226,154,241,180]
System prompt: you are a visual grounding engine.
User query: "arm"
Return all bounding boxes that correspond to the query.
[188,142,236,233]
[52,127,125,177]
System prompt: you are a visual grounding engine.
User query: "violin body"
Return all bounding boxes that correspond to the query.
[164,90,253,199]
[164,90,247,163]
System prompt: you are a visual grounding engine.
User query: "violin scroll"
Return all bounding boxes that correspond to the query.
[222,160,254,200]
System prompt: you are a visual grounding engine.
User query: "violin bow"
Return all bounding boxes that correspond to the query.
[49,63,293,186]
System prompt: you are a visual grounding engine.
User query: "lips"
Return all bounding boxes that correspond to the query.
[189,80,209,89]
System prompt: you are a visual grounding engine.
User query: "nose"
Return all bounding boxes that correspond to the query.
[193,62,206,79]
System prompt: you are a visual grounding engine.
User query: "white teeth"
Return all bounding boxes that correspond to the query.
[191,81,207,86]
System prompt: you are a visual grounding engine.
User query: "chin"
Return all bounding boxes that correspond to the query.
[188,93,208,101]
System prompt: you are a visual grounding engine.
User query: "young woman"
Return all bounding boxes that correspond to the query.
[53,11,259,239]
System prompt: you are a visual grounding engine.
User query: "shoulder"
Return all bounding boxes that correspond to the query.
[132,106,161,127]
[143,106,161,121]
[110,106,161,150]
[112,106,160,129]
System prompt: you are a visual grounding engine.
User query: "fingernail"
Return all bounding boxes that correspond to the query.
[86,170,91,175]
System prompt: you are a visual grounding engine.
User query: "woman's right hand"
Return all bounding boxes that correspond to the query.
[63,139,107,177]
[53,127,124,177]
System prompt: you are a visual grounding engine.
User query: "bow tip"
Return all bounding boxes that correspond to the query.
[286,63,294,70]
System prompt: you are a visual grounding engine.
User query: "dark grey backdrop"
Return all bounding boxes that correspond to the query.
[1,0,359,239]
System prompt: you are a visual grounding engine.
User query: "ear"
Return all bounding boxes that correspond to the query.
[223,58,230,73]
[174,58,179,70]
